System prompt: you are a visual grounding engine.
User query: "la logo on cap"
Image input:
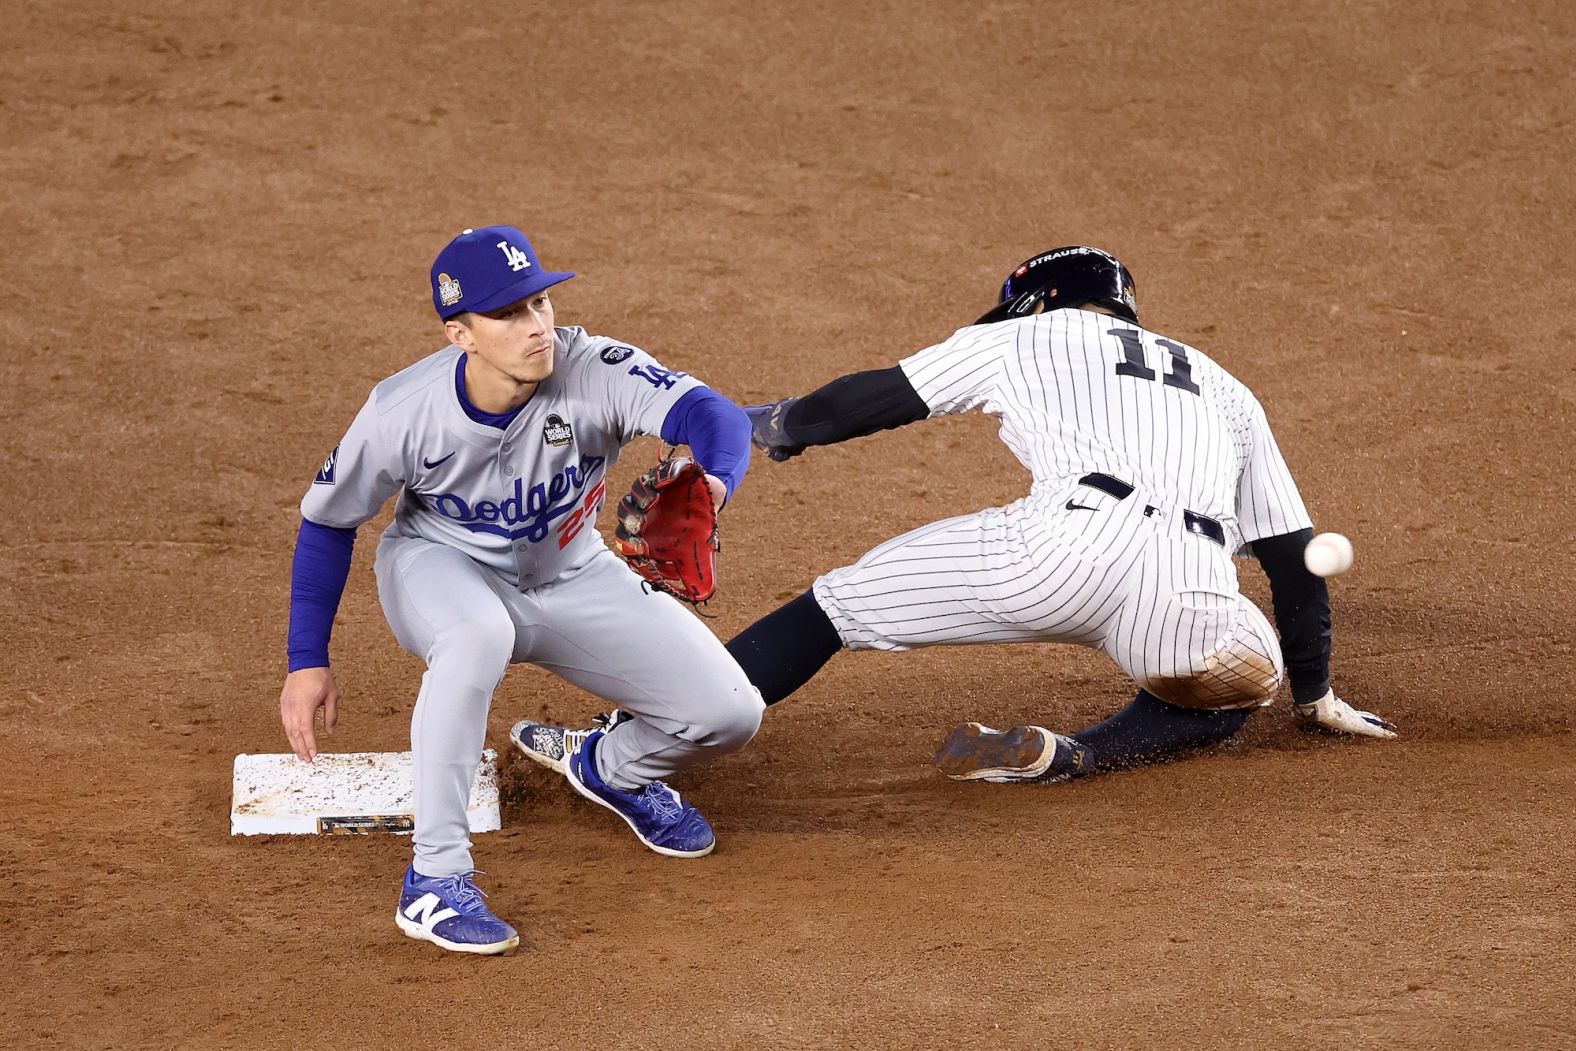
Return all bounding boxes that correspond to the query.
[431,225,575,320]
[497,241,532,272]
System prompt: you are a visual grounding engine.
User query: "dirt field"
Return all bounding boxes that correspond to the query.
[4,1,1574,1048]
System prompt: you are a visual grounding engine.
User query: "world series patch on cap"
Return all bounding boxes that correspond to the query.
[430,225,575,320]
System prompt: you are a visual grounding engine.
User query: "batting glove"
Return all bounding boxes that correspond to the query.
[744,398,807,461]
[1293,689,1398,739]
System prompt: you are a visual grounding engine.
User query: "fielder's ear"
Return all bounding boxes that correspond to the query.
[443,315,474,349]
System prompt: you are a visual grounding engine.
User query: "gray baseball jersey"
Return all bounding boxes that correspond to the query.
[813,308,1312,709]
[303,324,761,876]
[302,325,703,586]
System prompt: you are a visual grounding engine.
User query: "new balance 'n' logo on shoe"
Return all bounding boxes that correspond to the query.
[403,892,457,929]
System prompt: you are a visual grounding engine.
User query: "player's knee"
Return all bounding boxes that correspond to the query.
[428,614,514,676]
[689,687,765,753]
[1143,643,1281,710]
[1140,594,1283,710]
[1206,600,1286,707]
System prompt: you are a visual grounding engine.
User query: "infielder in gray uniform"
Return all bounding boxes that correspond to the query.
[279,225,762,955]
[725,247,1396,783]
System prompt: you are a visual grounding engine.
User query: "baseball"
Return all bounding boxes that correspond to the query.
[1304,532,1354,577]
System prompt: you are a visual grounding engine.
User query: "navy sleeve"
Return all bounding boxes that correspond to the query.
[1252,528,1332,703]
[660,386,751,500]
[784,366,930,446]
[287,518,356,672]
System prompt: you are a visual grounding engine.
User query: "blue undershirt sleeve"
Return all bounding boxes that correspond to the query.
[287,518,357,672]
[660,386,751,502]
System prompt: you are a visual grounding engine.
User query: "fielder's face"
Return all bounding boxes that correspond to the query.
[450,292,557,390]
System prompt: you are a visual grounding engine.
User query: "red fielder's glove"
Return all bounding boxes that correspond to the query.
[613,456,720,604]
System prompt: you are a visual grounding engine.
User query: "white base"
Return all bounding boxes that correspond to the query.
[231,749,500,836]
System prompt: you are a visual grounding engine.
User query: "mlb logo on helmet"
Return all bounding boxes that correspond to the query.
[430,226,576,320]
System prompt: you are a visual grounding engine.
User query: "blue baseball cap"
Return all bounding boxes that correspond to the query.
[430,225,576,320]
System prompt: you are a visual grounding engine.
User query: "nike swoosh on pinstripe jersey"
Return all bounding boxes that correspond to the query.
[1065,500,1098,511]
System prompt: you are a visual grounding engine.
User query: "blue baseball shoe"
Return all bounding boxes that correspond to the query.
[395,867,519,955]
[563,729,716,858]
[510,710,632,775]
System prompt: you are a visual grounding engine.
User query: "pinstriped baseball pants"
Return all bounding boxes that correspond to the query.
[813,480,1283,711]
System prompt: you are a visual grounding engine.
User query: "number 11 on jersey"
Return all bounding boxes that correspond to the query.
[1109,328,1201,395]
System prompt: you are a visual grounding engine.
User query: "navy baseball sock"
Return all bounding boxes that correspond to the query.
[1072,690,1253,771]
[725,589,844,706]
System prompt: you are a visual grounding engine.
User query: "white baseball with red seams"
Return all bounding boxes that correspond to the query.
[1303,532,1354,577]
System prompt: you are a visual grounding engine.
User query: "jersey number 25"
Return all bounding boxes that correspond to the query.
[556,480,608,549]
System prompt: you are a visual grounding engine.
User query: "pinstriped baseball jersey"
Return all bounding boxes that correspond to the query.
[897,309,1311,550]
[812,307,1308,709]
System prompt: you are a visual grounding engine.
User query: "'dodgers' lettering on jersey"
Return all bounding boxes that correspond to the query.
[429,455,606,542]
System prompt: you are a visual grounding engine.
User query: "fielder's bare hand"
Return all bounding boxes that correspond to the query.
[1293,688,1397,738]
[280,666,339,761]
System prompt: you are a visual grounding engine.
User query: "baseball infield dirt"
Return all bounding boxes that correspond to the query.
[4,2,1573,1048]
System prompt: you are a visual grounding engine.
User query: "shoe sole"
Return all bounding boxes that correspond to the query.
[509,720,574,774]
[564,756,715,859]
[933,722,1067,782]
[394,911,519,955]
